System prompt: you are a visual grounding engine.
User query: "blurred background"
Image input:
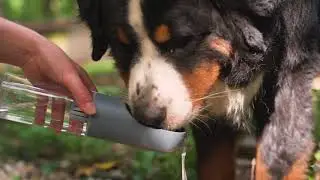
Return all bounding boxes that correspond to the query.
[0,1,197,179]
[0,1,319,180]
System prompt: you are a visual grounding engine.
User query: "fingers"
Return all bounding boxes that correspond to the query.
[24,49,97,116]
[62,65,93,135]
[30,64,97,116]
[74,64,98,92]
[61,68,96,115]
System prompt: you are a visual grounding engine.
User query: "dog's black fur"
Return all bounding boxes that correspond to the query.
[225,0,320,177]
[77,0,320,179]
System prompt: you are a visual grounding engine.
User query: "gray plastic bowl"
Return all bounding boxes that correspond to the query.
[72,93,187,153]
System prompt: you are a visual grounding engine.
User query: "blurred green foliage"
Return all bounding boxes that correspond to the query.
[2,0,76,23]
[84,60,117,76]
[82,60,124,96]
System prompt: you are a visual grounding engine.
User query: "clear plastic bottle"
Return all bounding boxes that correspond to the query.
[0,73,86,135]
[0,73,186,152]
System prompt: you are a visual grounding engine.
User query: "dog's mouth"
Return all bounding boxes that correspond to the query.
[125,102,162,129]
[125,103,186,132]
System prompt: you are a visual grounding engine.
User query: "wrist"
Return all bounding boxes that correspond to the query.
[21,33,52,70]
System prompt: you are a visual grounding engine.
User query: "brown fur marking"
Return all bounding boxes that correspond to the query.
[210,38,232,57]
[183,62,221,107]
[255,143,272,180]
[154,24,171,43]
[283,142,314,180]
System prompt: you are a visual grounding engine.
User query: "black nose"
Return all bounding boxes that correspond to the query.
[131,105,167,129]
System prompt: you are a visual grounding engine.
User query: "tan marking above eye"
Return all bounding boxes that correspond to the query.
[210,38,232,57]
[154,24,171,43]
[117,27,130,44]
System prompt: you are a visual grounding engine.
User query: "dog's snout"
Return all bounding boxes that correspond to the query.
[127,60,193,130]
[132,103,167,129]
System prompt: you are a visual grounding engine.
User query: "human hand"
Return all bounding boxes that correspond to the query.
[0,17,96,133]
[21,37,97,133]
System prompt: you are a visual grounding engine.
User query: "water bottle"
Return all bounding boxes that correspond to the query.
[0,73,186,152]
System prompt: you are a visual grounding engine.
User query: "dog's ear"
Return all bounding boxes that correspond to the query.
[76,0,109,61]
[229,12,267,53]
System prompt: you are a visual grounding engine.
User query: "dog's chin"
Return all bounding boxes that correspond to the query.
[161,103,209,131]
[162,107,202,132]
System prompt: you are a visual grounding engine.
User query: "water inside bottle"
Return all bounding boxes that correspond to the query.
[0,73,87,135]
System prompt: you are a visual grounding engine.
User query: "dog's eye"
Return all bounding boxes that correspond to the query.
[172,36,193,49]
[169,49,175,54]
[161,35,193,54]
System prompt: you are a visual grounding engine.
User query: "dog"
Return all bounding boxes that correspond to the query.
[76,0,320,179]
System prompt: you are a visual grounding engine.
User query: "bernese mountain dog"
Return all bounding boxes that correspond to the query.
[76,0,320,179]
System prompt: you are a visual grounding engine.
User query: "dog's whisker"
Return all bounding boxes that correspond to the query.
[188,104,212,118]
[188,106,212,123]
[192,89,240,102]
[198,104,213,113]
[194,91,229,101]
[194,117,212,134]
[197,114,211,119]
[193,94,230,102]
[188,119,203,132]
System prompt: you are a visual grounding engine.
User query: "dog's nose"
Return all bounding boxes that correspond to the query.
[132,105,167,129]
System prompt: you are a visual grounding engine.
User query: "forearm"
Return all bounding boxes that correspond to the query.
[0,17,45,68]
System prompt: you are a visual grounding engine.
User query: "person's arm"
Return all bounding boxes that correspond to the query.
[0,17,43,67]
[0,17,96,115]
